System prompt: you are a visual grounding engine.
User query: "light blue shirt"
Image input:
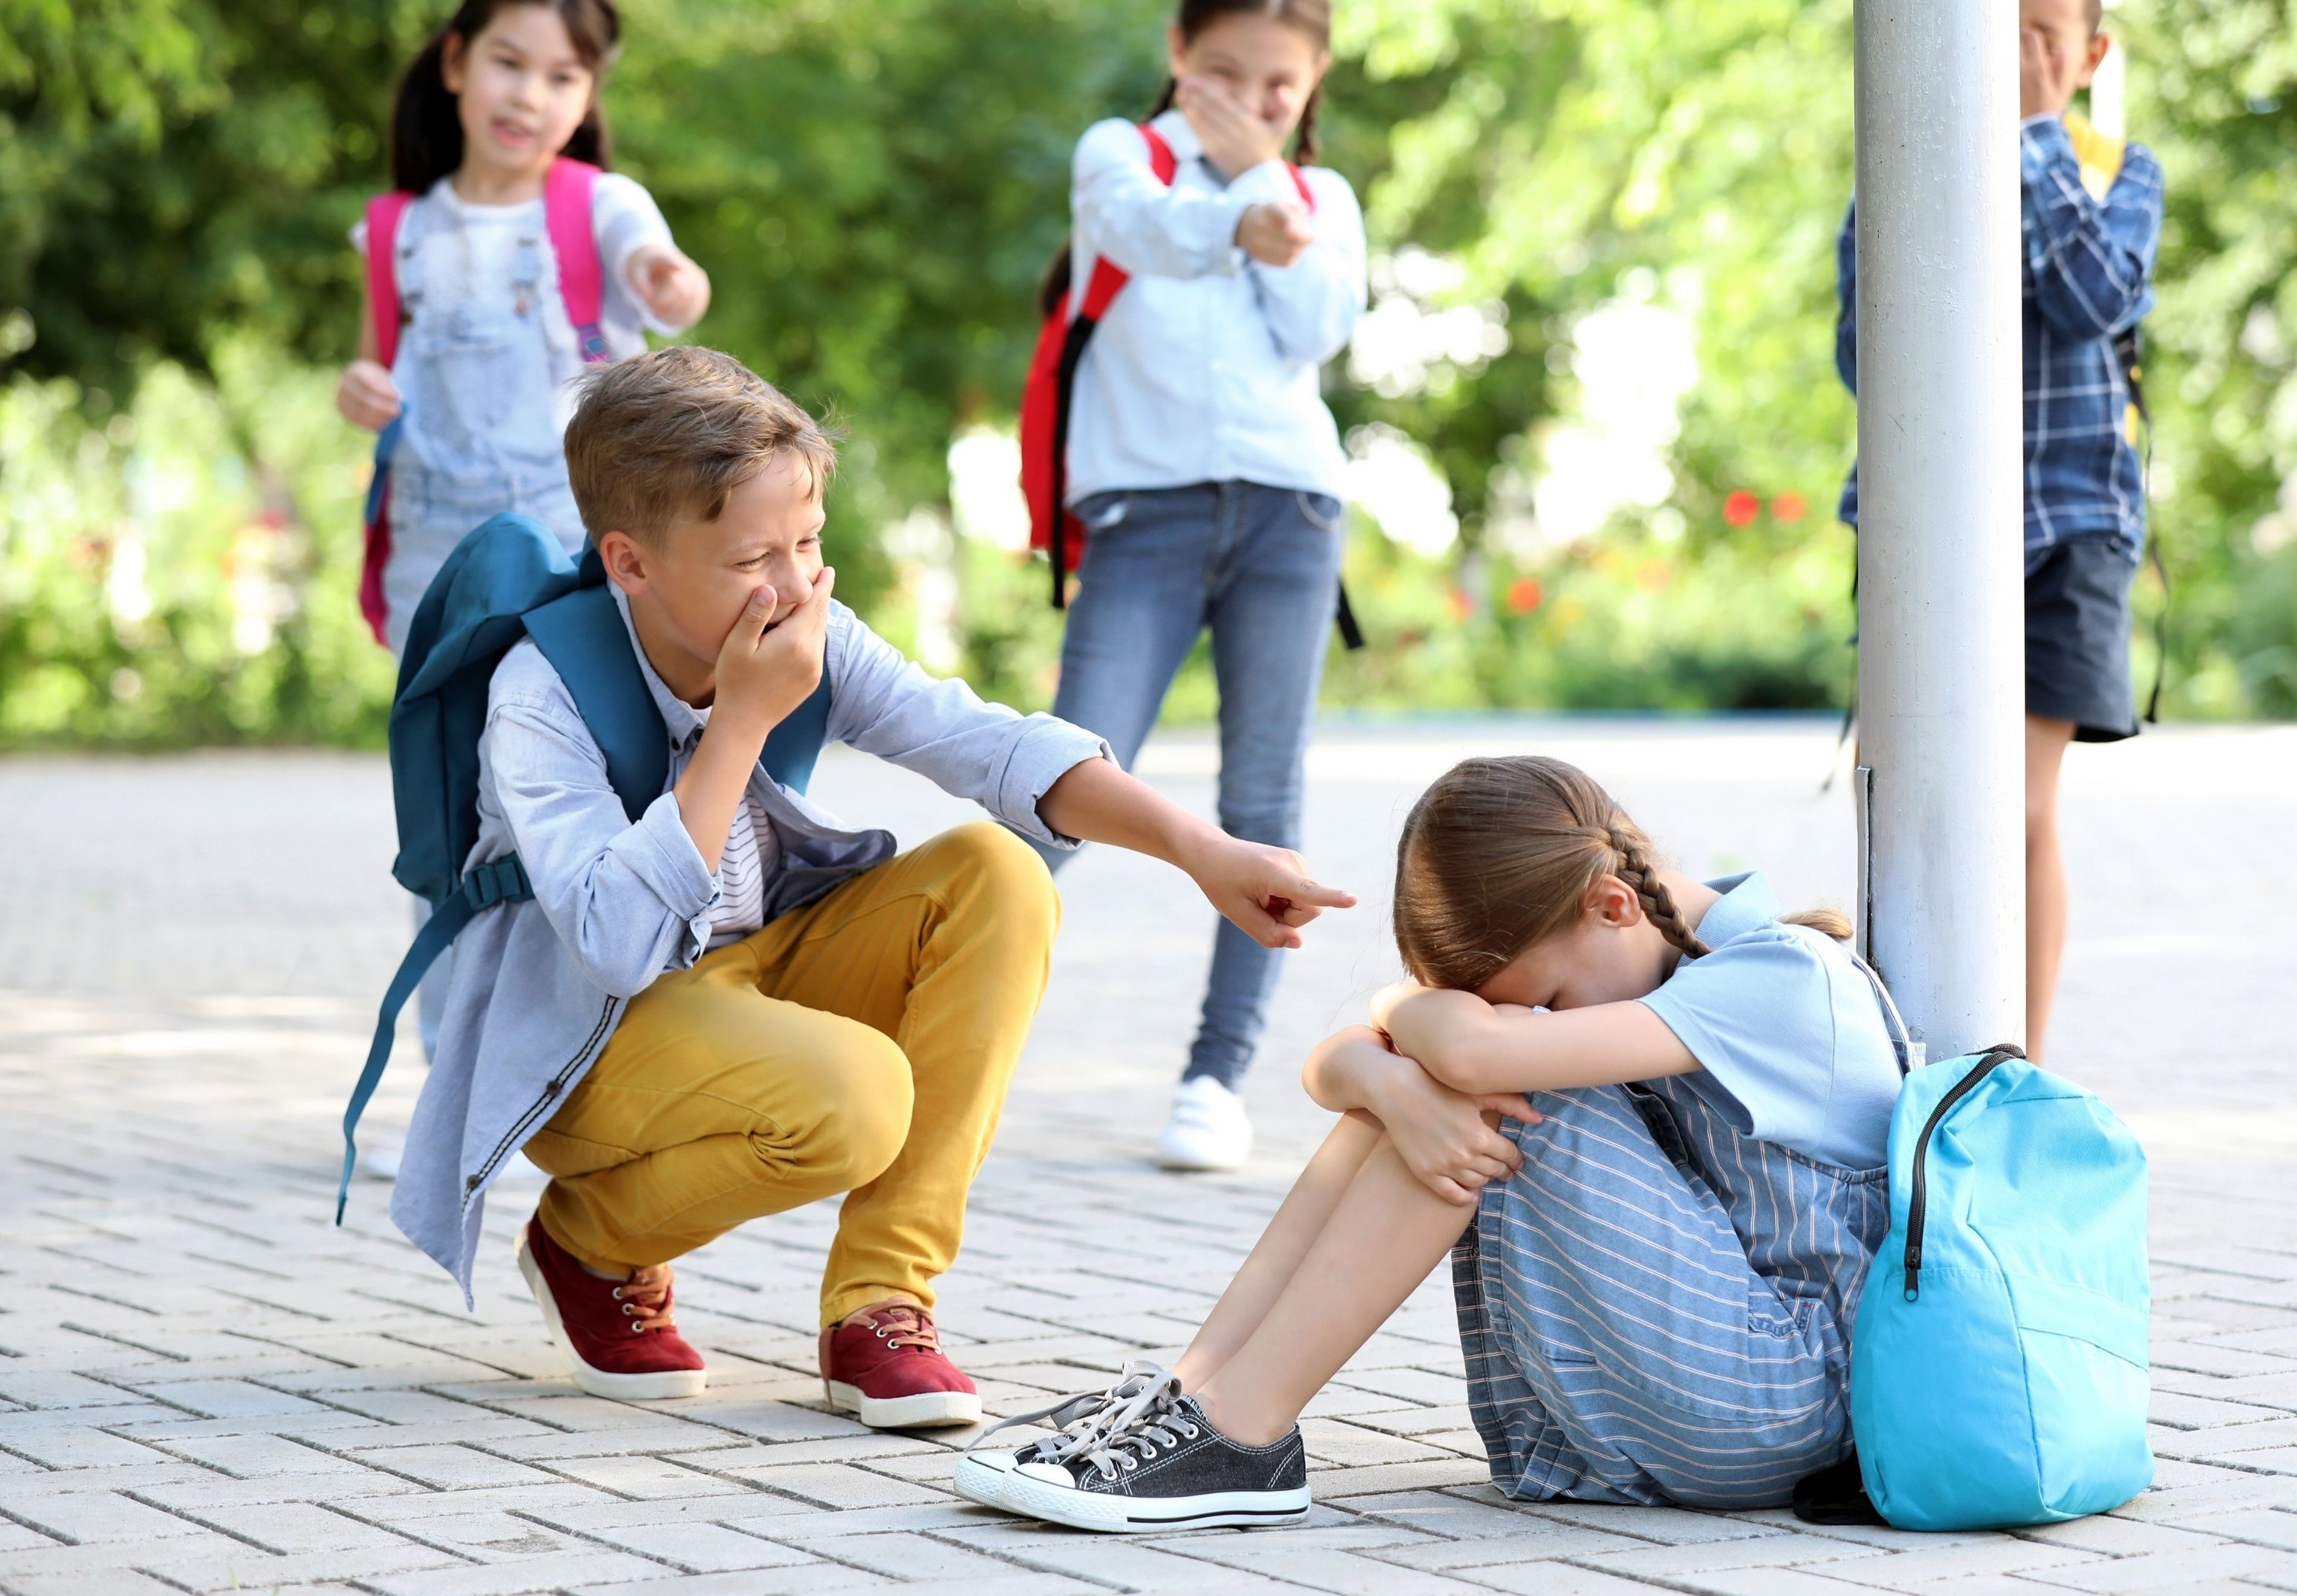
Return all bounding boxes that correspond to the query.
[1063,109,1367,505]
[1638,873,1901,1170]
[390,598,1112,1297]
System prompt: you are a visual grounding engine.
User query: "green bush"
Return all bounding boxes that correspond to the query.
[0,345,393,748]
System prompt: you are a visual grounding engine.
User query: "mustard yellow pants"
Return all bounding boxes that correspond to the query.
[523,822,1059,1327]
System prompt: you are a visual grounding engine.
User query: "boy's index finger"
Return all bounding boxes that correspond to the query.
[1289,878,1357,910]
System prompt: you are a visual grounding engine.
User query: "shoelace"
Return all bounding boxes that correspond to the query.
[962,1360,1174,1462]
[611,1264,676,1334]
[861,1305,942,1352]
[1056,1372,1198,1481]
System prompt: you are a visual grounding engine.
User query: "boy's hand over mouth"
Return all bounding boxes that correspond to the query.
[713,566,835,745]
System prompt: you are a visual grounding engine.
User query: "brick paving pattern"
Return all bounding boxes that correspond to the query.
[3,720,2295,1595]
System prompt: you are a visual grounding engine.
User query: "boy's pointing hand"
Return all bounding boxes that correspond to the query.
[1193,839,1356,950]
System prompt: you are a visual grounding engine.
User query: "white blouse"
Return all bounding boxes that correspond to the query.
[1062,109,1367,505]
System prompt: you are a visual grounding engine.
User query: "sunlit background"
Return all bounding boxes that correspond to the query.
[6,0,2294,749]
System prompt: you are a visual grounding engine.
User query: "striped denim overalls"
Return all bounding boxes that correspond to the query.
[380,193,588,658]
[1454,1073,1891,1510]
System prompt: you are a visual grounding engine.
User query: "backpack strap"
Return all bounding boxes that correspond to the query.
[339,852,532,1221]
[545,157,611,364]
[1848,949,1918,1076]
[523,579,670,822]
[1072,126,1177,321]
[364,191,415,369]
[360,191,417,647]
[764,675,834,794]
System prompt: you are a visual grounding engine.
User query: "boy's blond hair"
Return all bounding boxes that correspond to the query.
[564,347,838,545]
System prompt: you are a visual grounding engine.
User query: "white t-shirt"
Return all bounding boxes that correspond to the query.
[351,171,678,428]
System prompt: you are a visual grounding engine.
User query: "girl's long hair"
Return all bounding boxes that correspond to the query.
[1392,756,1854,992]
[1038,0,1331,316]
[390,0,622,194]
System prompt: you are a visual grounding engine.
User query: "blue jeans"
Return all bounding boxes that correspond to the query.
[1036,481,1344,1088]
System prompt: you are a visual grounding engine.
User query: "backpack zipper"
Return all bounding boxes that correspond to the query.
[1902,1044,2025,1301]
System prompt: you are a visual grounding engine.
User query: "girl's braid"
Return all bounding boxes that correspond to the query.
[1607,821,1710,960]
[1292,84,1321,163]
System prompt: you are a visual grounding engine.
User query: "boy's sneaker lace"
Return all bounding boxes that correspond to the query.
[514,1215,706,1399]
[953,1361,1175,1507]
[820,1303,981,1429]
[1001,1382,1310,1532]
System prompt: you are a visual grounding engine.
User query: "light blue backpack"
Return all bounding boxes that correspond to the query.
[1843,1036,2154,1529]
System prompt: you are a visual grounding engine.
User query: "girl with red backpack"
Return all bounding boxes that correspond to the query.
[1025,0,1366,1173]
[335,0,709,658]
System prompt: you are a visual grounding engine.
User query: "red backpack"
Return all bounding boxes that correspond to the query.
[1018,126,1327,615]
[358,157,613,647]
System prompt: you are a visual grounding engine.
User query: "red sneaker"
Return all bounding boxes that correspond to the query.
[820,1303,981,1428]
[514,1215,706,1399]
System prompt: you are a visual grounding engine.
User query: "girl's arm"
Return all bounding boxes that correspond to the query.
[1373,981,1698,1097]
[1072,117,1272,282]
[626,245,710,332]
[336,284,401,432]
[1301,1024,1537,1206]
[1248,168,1367,366]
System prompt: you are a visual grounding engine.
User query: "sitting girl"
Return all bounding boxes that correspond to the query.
[963,754,1904,1531]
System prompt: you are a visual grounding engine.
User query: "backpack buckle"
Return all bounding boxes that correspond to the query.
[461,855,533,910]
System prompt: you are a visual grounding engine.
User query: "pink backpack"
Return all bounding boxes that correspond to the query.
[358,157,612,647]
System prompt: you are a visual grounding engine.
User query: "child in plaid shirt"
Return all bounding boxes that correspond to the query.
[1834,0,2162,1062]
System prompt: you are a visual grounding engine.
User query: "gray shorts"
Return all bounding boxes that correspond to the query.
[2027,537,2140,743]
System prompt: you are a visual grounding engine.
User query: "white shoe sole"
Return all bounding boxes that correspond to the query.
[514,1230,706,1401]
[1154,1142,1250,1173]
[1001,1467,1310,1532]
[952,1451,1015,1507]
[825,1378,981,1430]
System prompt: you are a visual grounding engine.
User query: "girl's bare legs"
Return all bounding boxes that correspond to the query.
[1193,1133,1479,1445]
[1172,1112,1384,1390]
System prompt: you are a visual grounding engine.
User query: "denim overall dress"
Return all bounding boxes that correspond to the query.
[1454,1074,1891,1509]
[379,194,589,657]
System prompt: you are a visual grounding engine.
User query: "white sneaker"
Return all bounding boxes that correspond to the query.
[1156,1077,1252,1172]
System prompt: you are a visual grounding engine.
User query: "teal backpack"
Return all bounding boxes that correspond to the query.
[1801,1019,2153,1530]
[336,512,830,1218]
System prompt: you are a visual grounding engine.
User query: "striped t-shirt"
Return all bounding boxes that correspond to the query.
[669,701,781,950]
[707,786,779,949]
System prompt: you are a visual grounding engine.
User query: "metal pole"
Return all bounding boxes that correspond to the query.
[1852,0,2027,1056]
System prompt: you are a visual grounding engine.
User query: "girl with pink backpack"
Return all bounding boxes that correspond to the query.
[336,0,709,657]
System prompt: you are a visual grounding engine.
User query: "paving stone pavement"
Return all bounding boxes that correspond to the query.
[4,718,2296,1596]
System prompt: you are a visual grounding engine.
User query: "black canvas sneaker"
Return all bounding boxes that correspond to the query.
[953,1362,1175,1508]
[1001,1390,1310,1532]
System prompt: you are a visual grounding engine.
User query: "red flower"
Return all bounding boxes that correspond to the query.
[1505,576,1542,614]
[1722,489,1760,527]
[1771,491,1808,525]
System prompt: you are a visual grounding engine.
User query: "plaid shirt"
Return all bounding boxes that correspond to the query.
[1836,115,2163,568]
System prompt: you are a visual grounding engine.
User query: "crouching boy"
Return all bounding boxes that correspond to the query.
[390,347,1352,1425]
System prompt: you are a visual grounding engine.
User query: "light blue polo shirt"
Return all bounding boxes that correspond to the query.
[1637,872,1900,1171]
